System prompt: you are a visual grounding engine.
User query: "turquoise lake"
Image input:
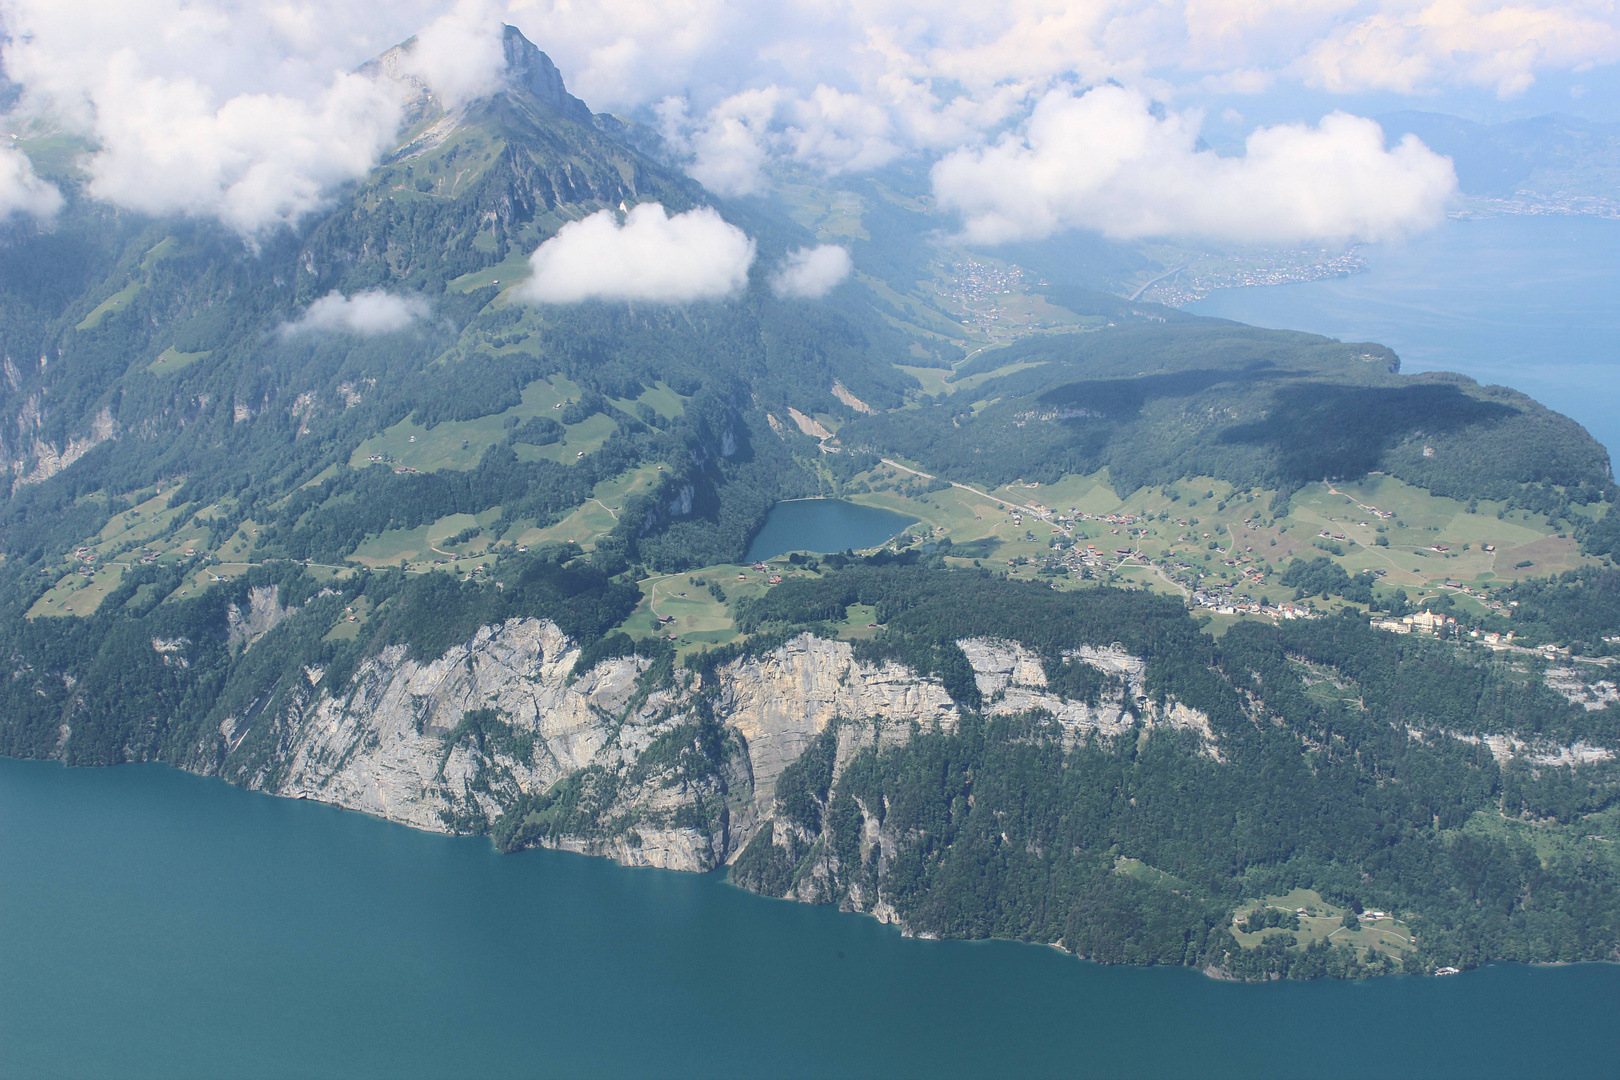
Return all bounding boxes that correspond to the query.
[1188,215,1620,458]
[745,498,915,562]
[3,756,1618,1079]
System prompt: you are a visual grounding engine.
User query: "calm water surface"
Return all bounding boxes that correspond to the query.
[745,498,915,562]
[3,757,1618,1079]
[1188,215,1620,457]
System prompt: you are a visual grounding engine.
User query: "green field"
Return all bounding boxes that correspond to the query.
[1114,857,1188,892]
[610,381,686,420]
[17,132,90,177]
[447,247,534,294]
[619,560,837,655]
[28,562,128,618]
[77,280,144,330]
[1230,889,1416,962]
[148,347,209,375]
[895,364,955,397]
[1462,807,1620,874]
[834,459,1586,613]
[348,508,506,570]
[323,595,374,642]
[511,464,666,550]
[78,237,182,330]
[348,375,603,473]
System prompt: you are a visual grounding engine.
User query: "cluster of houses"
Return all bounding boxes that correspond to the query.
[1373,610,1457,635]
[1193,592,1318,620]
[1068,511,1143,527]
[1440,578,1507,612]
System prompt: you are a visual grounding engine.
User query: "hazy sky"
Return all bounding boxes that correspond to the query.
[0,0,1614,244]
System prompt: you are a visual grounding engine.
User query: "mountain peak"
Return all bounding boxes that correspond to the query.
[362,24,593,127]
[494,25,593,124]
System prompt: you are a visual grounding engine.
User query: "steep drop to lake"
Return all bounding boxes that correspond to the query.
[3,757,1618,1079]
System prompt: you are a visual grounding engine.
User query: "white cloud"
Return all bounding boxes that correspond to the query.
[931,85,1457,245]
[0,0,1614,241]
[675,83,903,196]
[511,0,1620,112]
[772,245,853,298]
[0,0,443,234]
[517,203,756,304]
[398,0,510,108]
[282,290,432,335]
[0,145,62,220]
[1298,1,1620,98]
[80,64,404,236]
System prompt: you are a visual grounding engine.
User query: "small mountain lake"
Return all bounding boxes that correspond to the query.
[745,498,916,562]
[3,756,1618,1079]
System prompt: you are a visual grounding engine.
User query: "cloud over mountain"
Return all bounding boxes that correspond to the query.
[282,290,432,336]
[0,0,1611,242]
[772,245,854,298]
[395,0,510,108]
[0,145,62,220]
[517,203,756,304]
[932,86,1457,244]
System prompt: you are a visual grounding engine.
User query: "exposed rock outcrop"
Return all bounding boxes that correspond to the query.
[957,637,1221,757]
[214,621,1233,886]
[5,404,117,493]
[226,622,964,873]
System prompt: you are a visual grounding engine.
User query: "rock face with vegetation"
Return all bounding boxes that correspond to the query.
[221,616,1222,878]
[240,619,965,869]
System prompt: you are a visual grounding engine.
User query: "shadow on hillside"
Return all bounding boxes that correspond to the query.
[1220,382,1517,482]
[1034,365,1295,420]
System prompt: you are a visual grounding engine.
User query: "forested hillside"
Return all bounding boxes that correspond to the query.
[840,323,1615,518]
[728,560,1620,975]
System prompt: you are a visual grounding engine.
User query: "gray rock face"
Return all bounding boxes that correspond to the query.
[224,621,1227,884]
[497,25,594,123]
[227,586,293,652]
[234,621,961,873]
[957,637,1219,754]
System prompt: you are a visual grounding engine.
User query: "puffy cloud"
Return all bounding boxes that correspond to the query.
[0,0,442,234]
[81,64,404,236]
[0,145,62,220]
[772,245,854,298]
[0,0,1613,240]
[398,0,510,108]
[658,83,901,197]
[511,0,1620,112]
[1298,1,1620,98]
[517,203,756,304]
[282,290,432,335]
[931,85,1456,245]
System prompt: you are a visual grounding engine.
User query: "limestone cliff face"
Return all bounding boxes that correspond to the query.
[743,638,1223,915]
[196,617,1247,939]
[717,633,958,816]
[226,620,963,873]
[220,619,1226,884]
[3,403,117,493]
[219,621,1220,893]
[958,637,1220,756]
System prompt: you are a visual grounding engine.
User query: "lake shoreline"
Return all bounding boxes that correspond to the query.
[3,752,1581,985]
[8,754,1620,1079]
